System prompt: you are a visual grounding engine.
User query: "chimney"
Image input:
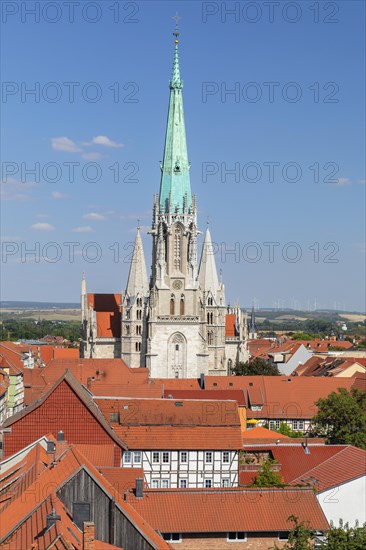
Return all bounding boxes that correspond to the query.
[46,441,55,454]
[83,522,95,550]
[46,508,61,531]
[135,478,144,498]
[57,430,64,441]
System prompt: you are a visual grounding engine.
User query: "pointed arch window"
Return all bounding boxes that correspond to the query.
[180,295,185,316]
[208,331,213,345]
[137,309,142,320]
[207,312,213,325]
[208,297,213,306]
[174,227,181,271]
[170,295,175,315]
[136,325,142,335]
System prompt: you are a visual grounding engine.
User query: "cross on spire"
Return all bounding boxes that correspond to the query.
[172,12,181,38]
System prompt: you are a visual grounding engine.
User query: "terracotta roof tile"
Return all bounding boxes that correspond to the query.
[128,487,329,532]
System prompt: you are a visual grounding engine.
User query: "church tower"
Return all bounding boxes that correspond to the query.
[146,24,208,378]
[121,226,149,368]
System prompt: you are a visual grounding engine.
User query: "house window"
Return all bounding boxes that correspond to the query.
[222,451,230,463]
[298,420,304,430]
[123,451,131,464]
[152,452,160,463]
[205,452,213,463]
[170,295,175,315]
[222,478,230,487]
[269,420,280,430]
[180,451,187,463]
[151,480,159,488]
[208,297,213,306]
[278,532,289,541]
[161,479,169,488]
[179,479,187,488]
[205,479,212,488]
[162,452,170,463]
[163,533,182,542]
[133,451,142,463]
[227,532,247,542]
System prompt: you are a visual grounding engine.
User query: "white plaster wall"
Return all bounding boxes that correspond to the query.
[317,476,366,528]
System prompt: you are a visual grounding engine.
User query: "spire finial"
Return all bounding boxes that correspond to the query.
[173,12,181,42]
[137,219,140,230]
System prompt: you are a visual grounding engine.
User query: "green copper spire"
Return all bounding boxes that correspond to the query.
[159,20,192,213]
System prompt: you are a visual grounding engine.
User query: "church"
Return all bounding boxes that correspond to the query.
[80,27,250,377]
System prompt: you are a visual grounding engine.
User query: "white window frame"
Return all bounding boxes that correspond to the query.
[205,451,213,463]
[151,479,159,488]
[123,451,131,464]
[222,451,230,463]
[222,478,230,487]
[163,533,182,542]
[180,451,187,463]
[227,532,247,542]
[133,451,142,463]
[162,451,170,463]
[152,452,160,463]
[179,479,187,488]
[204,479,212,488]
[161,479,169,488]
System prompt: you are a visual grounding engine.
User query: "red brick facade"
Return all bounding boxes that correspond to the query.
[3,380,122,464]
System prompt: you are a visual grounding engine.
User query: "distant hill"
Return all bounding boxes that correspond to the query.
[0,301,80,310]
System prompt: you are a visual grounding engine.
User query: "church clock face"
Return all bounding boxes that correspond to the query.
[172,280,183,290]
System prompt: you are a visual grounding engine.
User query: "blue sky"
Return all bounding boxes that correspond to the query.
[1,0,365,311]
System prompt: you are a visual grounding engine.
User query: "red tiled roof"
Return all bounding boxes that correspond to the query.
[163,388,246,406]
[114,425,243,450]
[289,445,366,492]
[99,467,145,495]
[225,314,236,337]
[96,397,241,427]
[203,375,355,419]
[128,487,329,532]
[73,444,116,467]
[87,293,122,338]
[53,348,79,359]
[240,444,366,492]
[2,370,127,458]
[242,426,289,440]
[0,443,169,550]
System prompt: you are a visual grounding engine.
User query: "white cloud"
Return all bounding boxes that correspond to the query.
[81,152,102,161]
[52,191,68,199]
[1,178,37,201]
[72,226,94,233]
[83,212,106,221]
[51,137,82,153]
[335,177,351,186]
[83,135,124,148]
[31,223,55,231]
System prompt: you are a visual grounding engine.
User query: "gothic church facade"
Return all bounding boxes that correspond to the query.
[81,30,249,377]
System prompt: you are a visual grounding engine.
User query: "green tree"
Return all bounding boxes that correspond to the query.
[321,522,366,549]
[310,388,366,449]
[250,458,284,487]
[291,332,316,341]
[233,358,280,376]
[276,422,303,438]
[270,516,313,549]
